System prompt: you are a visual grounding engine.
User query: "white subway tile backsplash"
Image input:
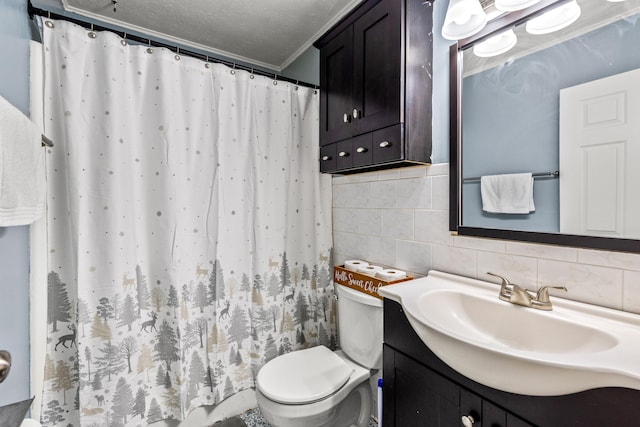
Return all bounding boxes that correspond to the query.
[333,182,370,208]
[506,241,577,262]
[333,231,370,261]
[432,244,477,278]
[368,236,397,267]
[397,165,428,179]
[397,177,432,209]
[578,249,640,272]
[415,210,453,246]
[538,259,623,309]
[454,235,506,253]
[477,251,537,289]
[431,175,449,210]
[369,181,398,208]
[396,240,432,276]
[382,209,414,240]
[425,163,449,176]
[331,163,636,312]
[623,270,640,314]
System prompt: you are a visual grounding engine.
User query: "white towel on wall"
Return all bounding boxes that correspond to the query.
[480,173,535,214]
[0,95,45,226]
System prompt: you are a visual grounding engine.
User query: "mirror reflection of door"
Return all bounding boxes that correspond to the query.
[559,68,640,238]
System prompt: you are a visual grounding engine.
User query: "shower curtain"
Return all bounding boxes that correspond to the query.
[40,19,334,426]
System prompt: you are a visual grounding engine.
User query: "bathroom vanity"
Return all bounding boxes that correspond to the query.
[382,298,640,426]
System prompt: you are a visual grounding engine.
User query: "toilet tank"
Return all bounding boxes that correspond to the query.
[336,283,384,369]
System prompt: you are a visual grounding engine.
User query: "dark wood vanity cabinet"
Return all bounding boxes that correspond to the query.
[383,299,640,427]
[314,0,433,174]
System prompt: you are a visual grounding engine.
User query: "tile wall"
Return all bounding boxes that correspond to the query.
[332,164,640,314]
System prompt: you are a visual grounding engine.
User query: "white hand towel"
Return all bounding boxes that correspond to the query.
[480,173,535,214]
[0,95,45,226]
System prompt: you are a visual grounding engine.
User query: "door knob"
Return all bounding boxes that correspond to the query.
[338,151,349,157]
[353,108,361,119]
[356,147,367,153]
[321,155,331,161]
[343,113,351,123]
[379,141,391,148]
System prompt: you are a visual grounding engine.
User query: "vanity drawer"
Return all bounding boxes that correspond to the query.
[372,124,402,164]
[320,144,337,173]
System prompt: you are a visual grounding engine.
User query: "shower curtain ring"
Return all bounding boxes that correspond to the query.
[121,32,127,46]
[88,23,96,39]
[250,68,254,79]
[205,56,210,69]
[231,63,236,75]
[146,39,153,54]
[175,47,180,61]
[273,73,277,85]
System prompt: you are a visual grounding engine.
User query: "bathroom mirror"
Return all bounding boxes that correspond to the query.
[450,0,640,252]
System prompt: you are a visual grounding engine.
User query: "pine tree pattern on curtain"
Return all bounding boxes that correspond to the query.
[41,19,333,426]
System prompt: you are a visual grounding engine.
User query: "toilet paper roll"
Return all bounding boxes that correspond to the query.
[357,265,383,276]
[344,260,369,272]
[376,269,407,281]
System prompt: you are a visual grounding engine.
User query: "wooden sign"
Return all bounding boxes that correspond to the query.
[333,265,413,299]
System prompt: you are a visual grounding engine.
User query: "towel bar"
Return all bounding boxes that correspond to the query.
[463,170,559,183]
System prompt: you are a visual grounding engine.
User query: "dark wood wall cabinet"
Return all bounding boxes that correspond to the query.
[314,0,433,174]
[383,299,640,427]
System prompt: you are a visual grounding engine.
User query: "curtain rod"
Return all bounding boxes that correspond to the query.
[27,2,319,91]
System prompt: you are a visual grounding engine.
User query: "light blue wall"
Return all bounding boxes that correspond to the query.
[282,47,320,86]
[0,0,33,406]
[461,14,640,231]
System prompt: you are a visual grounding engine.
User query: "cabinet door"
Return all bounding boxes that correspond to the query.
[319,26,353,145]
[384,346,459,426]
[352,0,401,136]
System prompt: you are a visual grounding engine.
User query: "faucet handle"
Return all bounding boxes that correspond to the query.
[487,272,512,299]
[487,272,510,286]
[535,286,567,303]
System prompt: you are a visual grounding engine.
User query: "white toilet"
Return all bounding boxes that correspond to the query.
[255,283,383,427]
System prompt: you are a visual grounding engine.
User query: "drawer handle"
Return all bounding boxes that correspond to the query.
[379,141,391,148]
[353,108,360,119]
[461,415,475,427]
[343,113,351,123]
[338,151,349,157]
[356,147,367,153]
[321,155,331,161]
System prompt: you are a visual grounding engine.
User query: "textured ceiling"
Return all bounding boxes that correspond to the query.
[61,0,360,71]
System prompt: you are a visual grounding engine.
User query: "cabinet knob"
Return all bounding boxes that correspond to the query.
[379,140,391,148]
[356,147,367,153]
[343,113,351,123]
[321,155,331,161]
[338,151,349,157]
[461,415,475,427]
[353,108,361,119]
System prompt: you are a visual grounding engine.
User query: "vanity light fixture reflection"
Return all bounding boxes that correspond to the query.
[525,0,582,34]
[473,29,518,57]
[442,0,488,40]
[495,0,541,12]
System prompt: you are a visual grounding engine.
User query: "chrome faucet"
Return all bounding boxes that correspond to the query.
[486,272,567,311]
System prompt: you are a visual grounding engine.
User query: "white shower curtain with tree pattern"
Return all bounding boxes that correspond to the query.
[40,19,334,426]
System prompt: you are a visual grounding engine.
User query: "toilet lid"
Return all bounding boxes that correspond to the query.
[256,345,354,404]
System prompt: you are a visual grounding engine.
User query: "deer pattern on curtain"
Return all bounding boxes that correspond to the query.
[40,19,334,426]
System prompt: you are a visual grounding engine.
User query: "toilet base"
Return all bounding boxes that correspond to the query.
[256,350,373,427]
[256,379,372,427]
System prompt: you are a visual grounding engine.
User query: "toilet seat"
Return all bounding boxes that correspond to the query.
[256,346,354,404]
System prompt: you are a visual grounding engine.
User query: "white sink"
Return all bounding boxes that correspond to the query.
[379,270,640,396]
